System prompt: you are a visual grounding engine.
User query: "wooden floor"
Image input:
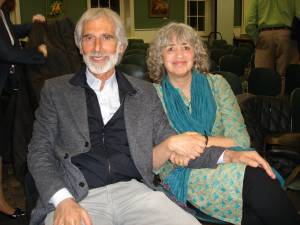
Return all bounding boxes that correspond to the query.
[0,162,299,225]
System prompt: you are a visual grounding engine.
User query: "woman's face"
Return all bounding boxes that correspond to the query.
[162,37,194,79]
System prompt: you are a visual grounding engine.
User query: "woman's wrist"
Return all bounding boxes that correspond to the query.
[204,133,209,147]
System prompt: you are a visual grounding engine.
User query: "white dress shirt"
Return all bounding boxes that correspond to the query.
[86,68,120,125]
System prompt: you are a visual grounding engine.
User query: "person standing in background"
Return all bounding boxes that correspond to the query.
[245,0,300,93]
[0,0,47,218]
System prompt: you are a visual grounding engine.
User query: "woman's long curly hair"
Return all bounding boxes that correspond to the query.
[147,22,209,83]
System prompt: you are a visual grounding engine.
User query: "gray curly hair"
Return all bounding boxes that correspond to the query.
[74,8,128,53]
[147,22,209,83]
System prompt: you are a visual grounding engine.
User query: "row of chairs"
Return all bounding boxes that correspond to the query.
[240,88,300,191]
[210,46,253,68]
[207,37,254,84]
[117,60,300,99]
[213,64,300,97]
[117,39,150,80]
[123,38,300,98]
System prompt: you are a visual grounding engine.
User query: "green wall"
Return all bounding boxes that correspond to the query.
[20,0,87,24]
[66,0,87,23]
[134,0,185,29]
[19,0,44,23]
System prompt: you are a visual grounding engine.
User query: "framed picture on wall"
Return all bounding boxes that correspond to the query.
[149,0,169,18]
[46,0,65,18]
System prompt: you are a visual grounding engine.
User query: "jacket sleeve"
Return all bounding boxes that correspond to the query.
[11,23,32,39]
[152,85,176,146]
[187,146,224,168]
[27,81,67,206]
[0,33,45,64]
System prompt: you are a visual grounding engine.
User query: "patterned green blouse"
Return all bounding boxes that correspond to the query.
[154,74,250,225]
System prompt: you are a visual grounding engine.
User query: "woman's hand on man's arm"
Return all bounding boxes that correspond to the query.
[223,150,276,179]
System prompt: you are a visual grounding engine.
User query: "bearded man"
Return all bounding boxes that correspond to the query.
[27,7,228,225]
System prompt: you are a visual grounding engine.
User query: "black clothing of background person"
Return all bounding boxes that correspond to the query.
[0,7,45,168]
[25,18,82,107]
[291,16,300,56]
[0,0,46,217]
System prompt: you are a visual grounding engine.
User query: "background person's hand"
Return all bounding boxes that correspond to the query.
[32,14,46,23]
[54,198,92,225]
[38,44,48,58]
[167,132,206,160]
[223,150,276,179]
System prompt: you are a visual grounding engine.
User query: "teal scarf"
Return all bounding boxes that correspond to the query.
[161,71,217,203]
[161,71,285,204]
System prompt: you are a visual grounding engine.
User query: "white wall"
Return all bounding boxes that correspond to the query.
[217,0,234,44]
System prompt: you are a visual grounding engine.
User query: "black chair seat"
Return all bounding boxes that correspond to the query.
[248,68,281,96]
[265,133,300,148]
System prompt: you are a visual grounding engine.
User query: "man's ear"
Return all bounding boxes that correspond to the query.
[118,43,125,55]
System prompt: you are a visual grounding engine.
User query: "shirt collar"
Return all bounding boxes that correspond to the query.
[70,65,137,97]
[85,67,117,91]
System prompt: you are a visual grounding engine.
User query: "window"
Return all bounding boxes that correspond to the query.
[186,0,206,31]
[90,0,120,13]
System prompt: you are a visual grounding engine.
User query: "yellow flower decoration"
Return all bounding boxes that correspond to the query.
[50,1,63,16]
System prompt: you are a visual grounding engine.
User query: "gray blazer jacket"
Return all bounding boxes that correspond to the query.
[27,69,224,225]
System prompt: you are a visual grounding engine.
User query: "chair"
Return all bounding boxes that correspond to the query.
[209,60,219,72]
[121,54,148,71]
[248,68,281,96]
[211,39,228,49]
[207,31,223,48]
[232,46,252,68]
[291,88,300,132]
[24,172,39,218]
[117,64,149,81]
[128,42,149,50]
[124,49,147,56]
[285,64,300,95]
[213,71,243,95]
[219,55,245,77]
[239,94,291,153]
[249,53,255,71]
[209,49,229,65]
[127,38,144,49]
[128,38,144,44]
[238,42,254,52]
[263,88,300,187]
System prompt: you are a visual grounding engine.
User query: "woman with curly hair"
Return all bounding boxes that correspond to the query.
[147,22,299,225]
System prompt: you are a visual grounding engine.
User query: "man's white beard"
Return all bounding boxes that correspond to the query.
[83,50,119,76]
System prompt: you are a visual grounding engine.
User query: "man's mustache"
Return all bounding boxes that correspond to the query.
[87,51,110,57]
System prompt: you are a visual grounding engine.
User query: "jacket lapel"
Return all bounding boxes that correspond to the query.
[66,69,90,141]
[122,77,145,160]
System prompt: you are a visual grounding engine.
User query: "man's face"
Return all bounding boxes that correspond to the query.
[81,16,121,78]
